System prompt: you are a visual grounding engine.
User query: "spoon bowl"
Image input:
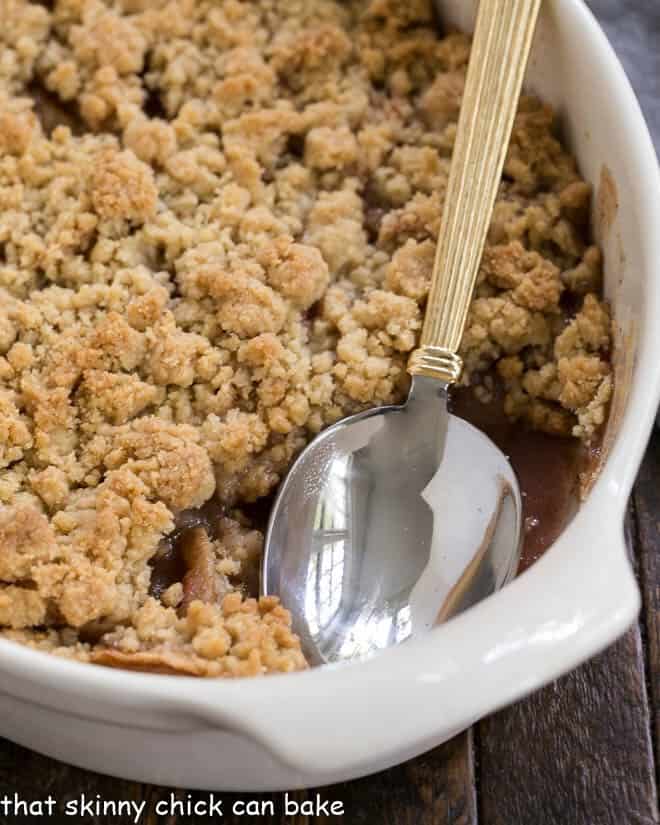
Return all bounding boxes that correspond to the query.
[263,375,522,665]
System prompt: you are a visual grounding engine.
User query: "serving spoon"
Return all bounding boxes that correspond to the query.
[263,0,542,665]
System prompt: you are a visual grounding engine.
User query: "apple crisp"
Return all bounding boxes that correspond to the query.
[0,0,612,676]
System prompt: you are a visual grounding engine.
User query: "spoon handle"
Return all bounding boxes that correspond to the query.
[408,0,542,384]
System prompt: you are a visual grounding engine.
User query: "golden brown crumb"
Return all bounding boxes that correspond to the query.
[92,595,306,677]
[91,148,158,222]
[0,0,612,675]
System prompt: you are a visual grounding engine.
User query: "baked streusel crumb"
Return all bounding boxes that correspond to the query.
[0,0,612,675]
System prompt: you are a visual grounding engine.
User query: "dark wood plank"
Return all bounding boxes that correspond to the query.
[0,730,475,824]
[633,432,660,764]
[296,730,477,825]
[478,580,658,824]
[0,738,148,824]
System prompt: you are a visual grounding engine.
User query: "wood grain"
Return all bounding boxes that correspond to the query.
[0,738,147,825]
[478,532,658,825]
[302,731,477,825]
[633,435,660,763]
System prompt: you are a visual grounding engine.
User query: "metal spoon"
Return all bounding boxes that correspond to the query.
[263,0,542,666]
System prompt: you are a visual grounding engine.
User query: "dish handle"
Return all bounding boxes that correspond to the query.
[185,509,639,780]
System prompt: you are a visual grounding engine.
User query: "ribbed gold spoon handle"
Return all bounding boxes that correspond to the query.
[408,0,543,383]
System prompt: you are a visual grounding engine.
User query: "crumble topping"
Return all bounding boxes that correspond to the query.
[0,0,612,676]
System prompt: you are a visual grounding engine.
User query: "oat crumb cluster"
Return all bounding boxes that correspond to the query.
[0,0,612,676]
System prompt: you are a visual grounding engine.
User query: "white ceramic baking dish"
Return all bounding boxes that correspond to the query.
[0,0,658,791]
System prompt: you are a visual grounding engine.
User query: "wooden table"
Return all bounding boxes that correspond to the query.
[1,437,658,825]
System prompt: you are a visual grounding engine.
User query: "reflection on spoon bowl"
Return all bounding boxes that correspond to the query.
[263,375,522,666]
